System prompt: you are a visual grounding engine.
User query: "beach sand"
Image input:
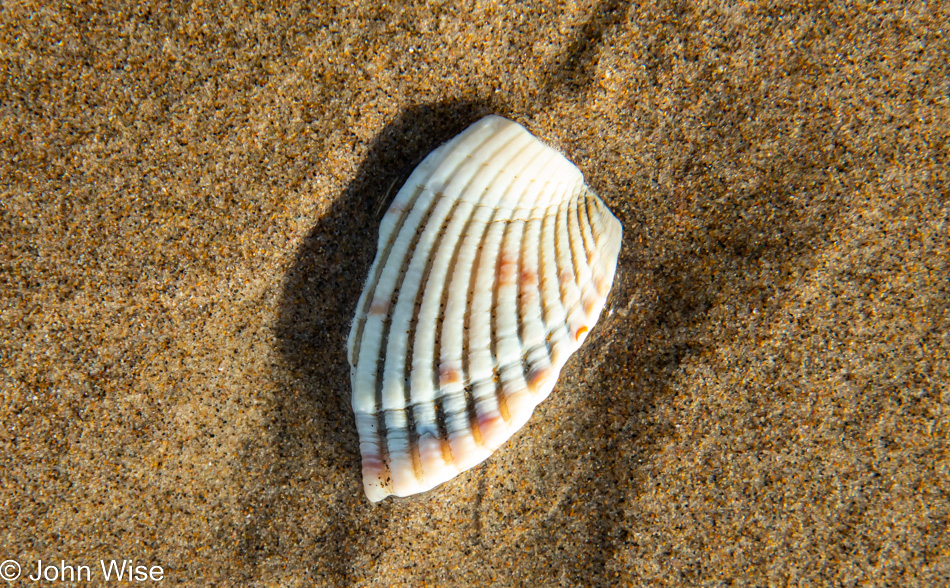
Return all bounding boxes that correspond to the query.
[1,1,948,585]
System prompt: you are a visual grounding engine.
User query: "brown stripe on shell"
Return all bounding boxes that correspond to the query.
[369,189,445,485]
[514,181,555,398]
[578,192,599,268]
[384,127,526,484]
[437,136,540,455]
[349,178,426,367]
[462,142,550,438]
[367,143,489,489]
[405,134,517,478]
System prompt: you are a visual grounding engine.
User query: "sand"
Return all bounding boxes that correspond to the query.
[1,0,948,585]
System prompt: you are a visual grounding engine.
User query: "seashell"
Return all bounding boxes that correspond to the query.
[347,115,623,502]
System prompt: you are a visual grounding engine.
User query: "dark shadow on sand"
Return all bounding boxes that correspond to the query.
[239,101,498,584]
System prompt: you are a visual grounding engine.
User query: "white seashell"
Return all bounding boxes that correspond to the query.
[347,115,623,502]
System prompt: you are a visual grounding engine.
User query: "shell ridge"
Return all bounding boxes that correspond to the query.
[349,122,498,373]
[537,182,570,354]
[579,191,612,300]
[407,125,528,390]
[466,147,558,375]
[578,191,602,281]
[437,135,546,471]
[426,149,523,482]
[578,192,599,268]
[551,188,581,350]
[353,125,511,500]
[378,115,500,238]
[569,191,598,313]
[515,183,539,377]
[398,195,469,490]
[389,128,525,493]
[586,193,610,244]
[441,142,546,381]
[502,159,560,416]
[428,128,532,381]
[567,191,600,328]
[489,152,560,429]
[348,181,425,368]
[469,143,557,438]
[366,192,449,494]
[489,214,513,424]
[378,148,443,245]
[376,123,518,399]
[567,189,591,288]
[560,190,589,342]
[353,121,499,345]
[507,162,562,408]
[537,191,582,401]
[438,202,488,461]
[516,175,572,395]
[387,128,519,408]
[457,183,512,451]
[402,127,531,489]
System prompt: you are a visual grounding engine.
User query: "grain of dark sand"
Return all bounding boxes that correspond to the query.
[2,1,948,585]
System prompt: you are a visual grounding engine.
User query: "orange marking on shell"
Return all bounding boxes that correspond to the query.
[596,276,609,297]
[369,297,390,316]
[497,253,519,285]
[439,365,461,387]
[469,415,484,446]
[527,367,552,392]
[497,394,512,423]
[386,202,405,215]
[440,439,453,464]
[574,326,589,342]
[559,270,574,286]
[584,295,598,316]
[519,267,538,288]
[477,413,508,449]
